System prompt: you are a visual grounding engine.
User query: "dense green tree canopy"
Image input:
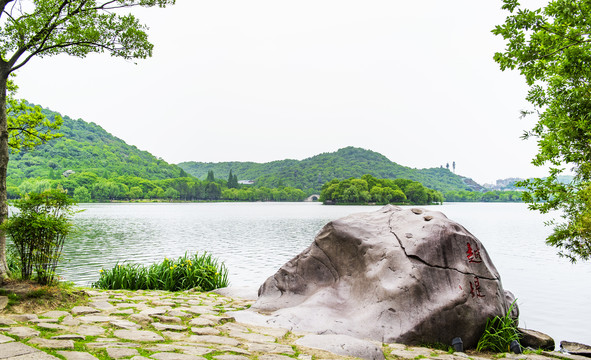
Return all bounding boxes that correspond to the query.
[493,0,591,261]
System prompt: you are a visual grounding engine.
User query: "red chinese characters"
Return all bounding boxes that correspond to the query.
[466,242,482,264]
[469,276,485,298]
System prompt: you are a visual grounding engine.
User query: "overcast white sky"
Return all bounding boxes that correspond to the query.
[13,0,551,185]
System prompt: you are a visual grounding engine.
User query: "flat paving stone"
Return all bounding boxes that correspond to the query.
[190,327,219,335]
[153,315,182,323]
[86,342,140,349]
[0,333,15,343]
[89,301,116,311]
[106,347,139,359]
[0,341,40,359]
[7,352,60,360]
[113,329,164,342]
[167,310,191,318]
[144,344,213,356]
[77,315,113,323]
[71,306,100,315]
[150,353,205,360]
[186,335,240,346]
[6,326,40,338]
[36,322,68,330]
[247,342,295,355]
[111,309,135,315]
[0,317,16,326]
[76,325,106,336]
[259,355,294,360]
[152,322,186,331]
[51,334,86,340]
[40,311,70,319]
[213,356,250,360]
[11,314,38,322]
[28,338,75,349]
[56,351,99,360]
[110,319,141,330]
[188,317,215,327]
[139,307,168,316]
[228,330,275,343]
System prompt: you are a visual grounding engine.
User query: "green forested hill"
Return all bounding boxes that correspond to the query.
[8,107,185,186]
[178,147,483,194]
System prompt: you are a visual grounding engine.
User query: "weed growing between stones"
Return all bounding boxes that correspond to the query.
[476,301,521,353]
[92,252,229,291]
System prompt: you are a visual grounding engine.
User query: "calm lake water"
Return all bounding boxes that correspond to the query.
[59,202,591,346]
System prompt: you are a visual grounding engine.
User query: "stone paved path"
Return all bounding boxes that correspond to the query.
[0,289,589,360]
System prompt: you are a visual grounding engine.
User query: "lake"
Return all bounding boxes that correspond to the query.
[59,202,591,346]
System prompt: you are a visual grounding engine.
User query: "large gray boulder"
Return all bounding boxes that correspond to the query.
[252,205,515,348]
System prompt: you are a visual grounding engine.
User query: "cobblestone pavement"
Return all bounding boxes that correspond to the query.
[0,289,589,360]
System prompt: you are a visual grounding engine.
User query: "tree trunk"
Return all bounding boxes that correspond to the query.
[0,68,9,280]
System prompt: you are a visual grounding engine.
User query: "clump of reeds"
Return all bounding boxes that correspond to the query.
[92,252,229,292]
[476,301,521,353]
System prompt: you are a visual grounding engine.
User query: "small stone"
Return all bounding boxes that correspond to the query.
[161,331,187,341]
[31,318,59,323]
[11,314,38,322]
[228,330,275,343]
[154,315,182,324]
[71,306,100,315]
[76,325,106,336]
[152,323,187,331]
[86,342,140,349]
[0,334,15,343]
[51,334,86,340]
[186,306,215,315]
[78,315,113,323]
[37,323,68,330]
[151,301,175,306]
[0,317,16,326]
[130,357,151,360]
[113,329,164,342]
[128,314,152,324]
[214,356,249,360]
[201,314,234,323]
[56,351,100,360]
[190,327,219,335]
[167,310,191,318]
[519,328,555,350]
[116,303,144,309]
[41,310,70,319]
[561,341,591,357]
[106,347,139,359]
[139,307,168,316]
[0,341,41,358]
[0,296,8,310]
[110,319,141,330]
[90,301,116,311]
[249,325,289,338]
[189,317,215,327]
[61,316,81,327]
[150,353,205,360]
[216,345,251,355]
[186,335,240,347]
[111,309,135,315]
[28,338,75,349]
[258,355,294,360]
[247,343,295,355]
[6,326,40,338]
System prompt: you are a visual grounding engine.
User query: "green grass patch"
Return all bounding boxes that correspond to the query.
[476,301,521,353]
[92,252,229,292]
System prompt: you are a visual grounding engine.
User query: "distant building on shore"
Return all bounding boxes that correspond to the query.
[238,180,255,185]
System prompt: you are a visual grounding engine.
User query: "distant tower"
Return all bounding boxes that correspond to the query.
[446,163,449,170]
[453,161,456,173]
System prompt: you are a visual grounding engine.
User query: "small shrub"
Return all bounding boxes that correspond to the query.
[2,189,76,285]
[476,301,521,353]
[93,252,229,292]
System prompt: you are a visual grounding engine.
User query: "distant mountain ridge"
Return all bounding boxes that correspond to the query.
[8,107,185,186]
[179,147,483,193]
